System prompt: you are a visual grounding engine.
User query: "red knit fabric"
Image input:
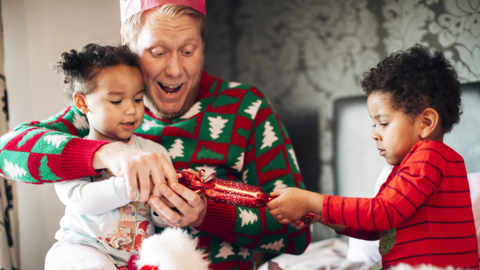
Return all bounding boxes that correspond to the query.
[324,140,479,269]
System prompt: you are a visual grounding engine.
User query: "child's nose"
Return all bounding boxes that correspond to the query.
[125,102,136,115]
[371,131,381,141]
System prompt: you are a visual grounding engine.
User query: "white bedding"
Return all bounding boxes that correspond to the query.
[258,238,381,270]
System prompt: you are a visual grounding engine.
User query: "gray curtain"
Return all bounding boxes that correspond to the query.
[0,3,20,270]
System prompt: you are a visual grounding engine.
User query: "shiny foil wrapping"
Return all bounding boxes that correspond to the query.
[177,170,314,225]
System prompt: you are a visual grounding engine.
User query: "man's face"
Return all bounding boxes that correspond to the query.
[134,11,204,119]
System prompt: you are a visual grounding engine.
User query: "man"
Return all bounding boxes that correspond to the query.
[1,0,310,268]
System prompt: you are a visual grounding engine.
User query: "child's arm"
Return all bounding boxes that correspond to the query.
[55,176,141,215]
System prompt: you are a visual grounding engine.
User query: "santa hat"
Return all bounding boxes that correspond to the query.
[137,220,149,233]
[131,227,210,270]
[120,0,206,23]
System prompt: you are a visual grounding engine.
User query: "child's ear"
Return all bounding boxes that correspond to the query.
[419,108,440,140]
[72,92,89,114]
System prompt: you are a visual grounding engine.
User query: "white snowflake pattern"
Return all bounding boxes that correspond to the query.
[261,238,285,252]
[244,100,262,120]
[4,159,27,178]
[43,135,68,148]
[239,208,258,227]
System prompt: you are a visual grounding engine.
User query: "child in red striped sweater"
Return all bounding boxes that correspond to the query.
[267,44,478,269]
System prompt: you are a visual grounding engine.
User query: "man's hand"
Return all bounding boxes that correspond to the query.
[266,187,324,224]
[92,142,178,202]
[149,182,207,228]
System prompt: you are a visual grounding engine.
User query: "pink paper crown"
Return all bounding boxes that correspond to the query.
[120,0,206,23]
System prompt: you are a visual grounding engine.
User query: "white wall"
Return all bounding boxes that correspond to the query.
[2,1,121,269]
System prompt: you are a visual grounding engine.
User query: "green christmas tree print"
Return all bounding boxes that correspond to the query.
[212,94,240,108]
[178,116,198,134]
[39,156,61,181]
[17,129,44,148]
[197,146,225,160]
[236,128,250,139]
[261,151,287,172]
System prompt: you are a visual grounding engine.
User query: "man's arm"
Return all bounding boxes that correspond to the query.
[0,106,176,202]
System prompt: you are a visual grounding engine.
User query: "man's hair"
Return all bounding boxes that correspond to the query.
[121,4,207,52]
[361,44,462,133]
[54,43,140,101]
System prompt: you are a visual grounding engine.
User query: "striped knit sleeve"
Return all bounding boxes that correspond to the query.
[0,106,107,184]
[323,142,444,231]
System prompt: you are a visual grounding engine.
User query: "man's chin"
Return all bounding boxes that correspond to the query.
[144,97,190,119]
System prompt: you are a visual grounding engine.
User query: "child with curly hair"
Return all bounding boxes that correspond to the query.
[44,44,172,270]
[267,44,478,269]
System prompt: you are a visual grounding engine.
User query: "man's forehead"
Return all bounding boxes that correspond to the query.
[141,11,198,31]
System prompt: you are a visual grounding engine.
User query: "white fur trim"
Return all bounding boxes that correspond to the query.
[391,264,458,270]
[136,228,210,270]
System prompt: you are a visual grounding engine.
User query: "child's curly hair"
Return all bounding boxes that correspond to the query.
[361,44,462,133]
[55,43,140,101]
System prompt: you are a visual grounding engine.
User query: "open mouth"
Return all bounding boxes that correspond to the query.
[158,82,183,95]
[121,122,135,128]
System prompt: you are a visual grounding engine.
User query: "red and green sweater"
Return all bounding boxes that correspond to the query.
[324,140,478,269]
[0,71,311,270]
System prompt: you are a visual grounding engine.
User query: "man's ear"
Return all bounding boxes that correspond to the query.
[72,92,89,114]
[418,108,440,140]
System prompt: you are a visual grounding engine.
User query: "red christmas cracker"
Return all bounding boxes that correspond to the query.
[177,170,314,225]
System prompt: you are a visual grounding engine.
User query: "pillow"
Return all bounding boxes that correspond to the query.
[346,165,392,263]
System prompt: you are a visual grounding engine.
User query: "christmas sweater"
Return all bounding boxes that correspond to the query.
[323,140,478,269]
[0,72,311,270]
[54,135,172,267]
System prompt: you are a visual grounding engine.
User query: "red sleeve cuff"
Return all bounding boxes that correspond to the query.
[59,138,109,180]
[198,200,237,243]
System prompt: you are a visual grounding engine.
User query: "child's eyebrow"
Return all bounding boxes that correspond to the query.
[373,114,388,119]
[107,91,124,95]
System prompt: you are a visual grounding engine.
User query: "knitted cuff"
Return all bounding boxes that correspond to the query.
[60,138,109,180]
[198,199,237,243]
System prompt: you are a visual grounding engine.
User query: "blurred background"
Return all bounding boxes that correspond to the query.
[1,0,479,269]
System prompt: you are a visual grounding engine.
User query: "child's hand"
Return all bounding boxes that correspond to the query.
[266,187,314,224]
[289,214,324,230]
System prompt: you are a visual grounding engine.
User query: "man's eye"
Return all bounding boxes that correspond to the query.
[110,101,121,105]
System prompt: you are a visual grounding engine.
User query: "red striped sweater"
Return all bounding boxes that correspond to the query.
[323,140,478,269]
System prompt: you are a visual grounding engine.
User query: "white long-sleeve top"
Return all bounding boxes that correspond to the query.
[54,135,172,267]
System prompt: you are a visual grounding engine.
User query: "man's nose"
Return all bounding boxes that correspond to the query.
[165,53,183,77]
